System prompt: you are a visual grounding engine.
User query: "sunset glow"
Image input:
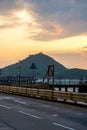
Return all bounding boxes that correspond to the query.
[0,0,87,69]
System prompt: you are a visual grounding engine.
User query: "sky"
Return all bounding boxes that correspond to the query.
[0,0,87,69]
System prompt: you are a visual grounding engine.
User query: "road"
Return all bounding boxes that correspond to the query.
[0,93,87,130]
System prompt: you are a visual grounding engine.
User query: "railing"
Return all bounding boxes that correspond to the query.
[0,85,87,105]
[0,77,87,93]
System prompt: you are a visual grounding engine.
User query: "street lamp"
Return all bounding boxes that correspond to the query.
[18,60,21,87]
[30,63,37,85]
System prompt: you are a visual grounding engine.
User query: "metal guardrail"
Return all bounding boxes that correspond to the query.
[0,85,87,104]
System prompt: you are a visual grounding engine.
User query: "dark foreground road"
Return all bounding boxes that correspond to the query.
[0,93,87,130]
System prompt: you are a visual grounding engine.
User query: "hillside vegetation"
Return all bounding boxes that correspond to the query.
[0,53,87,78]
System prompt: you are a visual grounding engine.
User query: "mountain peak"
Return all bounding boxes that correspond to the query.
[1,52,87,78]
[1,52,66,77]
[29,52,46,57]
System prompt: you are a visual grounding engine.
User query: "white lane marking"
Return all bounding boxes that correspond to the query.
[3,96,15,100]
[19,111,42,120]
[0,96,15,100]
[14,100,27,105]
[53,122,75,130]
[0,104,12,110]
[52,114,58,117]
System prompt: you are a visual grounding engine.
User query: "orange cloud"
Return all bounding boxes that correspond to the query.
[27,22,64,41]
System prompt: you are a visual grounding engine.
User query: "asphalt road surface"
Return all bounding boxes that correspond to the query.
[0,93,87,130]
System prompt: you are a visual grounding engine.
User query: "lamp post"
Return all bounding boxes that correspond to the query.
[18,60,21,87]
[30,63,36,86]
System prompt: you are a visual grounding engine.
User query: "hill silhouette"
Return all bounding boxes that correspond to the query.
[1,53,66,78]
[1,52,87,78]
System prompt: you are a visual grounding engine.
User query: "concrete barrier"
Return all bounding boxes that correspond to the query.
[0,85,87,105]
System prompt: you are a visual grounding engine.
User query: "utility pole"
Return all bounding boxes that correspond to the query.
[30,63,37,87]
[18,60,21,87]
